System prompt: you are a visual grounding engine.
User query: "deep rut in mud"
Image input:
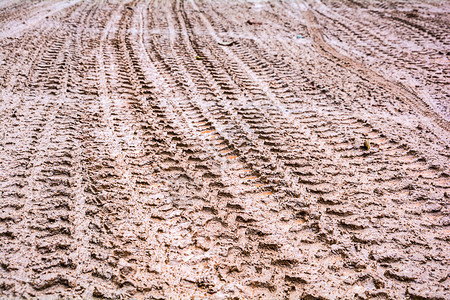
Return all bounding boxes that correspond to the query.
[0,0,449,299]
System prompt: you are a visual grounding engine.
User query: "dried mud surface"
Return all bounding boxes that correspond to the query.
[0,0,449,299]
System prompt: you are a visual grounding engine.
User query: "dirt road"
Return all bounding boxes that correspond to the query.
[0,0,449,298]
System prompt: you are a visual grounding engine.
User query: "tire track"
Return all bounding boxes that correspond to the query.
[303,9,449,133]
[200,1,449,164]
[307,1,450,120]
[79,2,242,297]
[175,0,450,297]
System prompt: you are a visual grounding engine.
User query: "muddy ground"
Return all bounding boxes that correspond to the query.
[0,0,449,299]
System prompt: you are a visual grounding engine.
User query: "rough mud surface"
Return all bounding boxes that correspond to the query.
[0,0,449,298]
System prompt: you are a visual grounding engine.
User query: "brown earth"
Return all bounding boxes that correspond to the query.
[0,0,449,299]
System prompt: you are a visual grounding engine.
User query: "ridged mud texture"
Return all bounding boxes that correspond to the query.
[0,0,449,299]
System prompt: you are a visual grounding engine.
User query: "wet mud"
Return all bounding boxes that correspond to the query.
[0,0,449,299]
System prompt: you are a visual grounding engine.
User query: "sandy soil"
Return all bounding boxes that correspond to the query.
[0,0,449,298]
